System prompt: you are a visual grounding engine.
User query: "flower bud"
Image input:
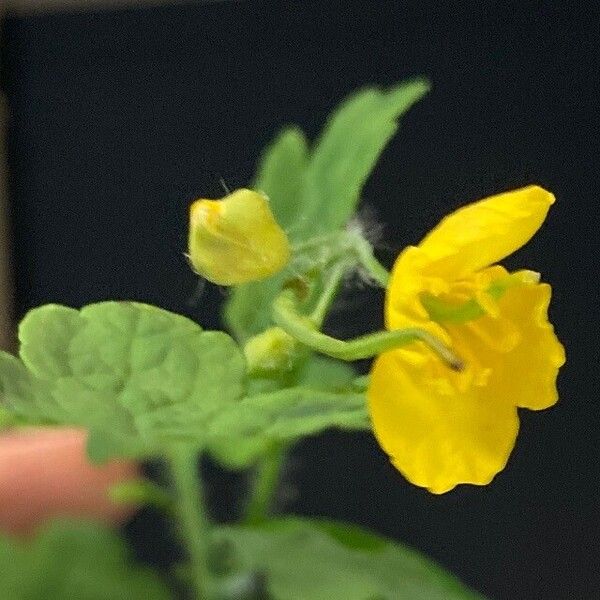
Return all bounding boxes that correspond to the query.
[188,189,290,285]
[243,327,296,375]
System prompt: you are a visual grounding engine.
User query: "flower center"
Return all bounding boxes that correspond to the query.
[419,269,540,324]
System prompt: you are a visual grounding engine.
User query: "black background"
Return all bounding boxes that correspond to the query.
[2,2,599,598]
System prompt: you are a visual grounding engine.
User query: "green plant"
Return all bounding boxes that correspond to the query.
[0,79,563,599]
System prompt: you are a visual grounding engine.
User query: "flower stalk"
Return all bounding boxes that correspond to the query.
[243,444,287,525]
[168,446,215,600]
[273,287,463,370]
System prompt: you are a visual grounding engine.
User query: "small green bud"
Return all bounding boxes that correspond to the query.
[244,327,296,375]
[188,188,290,285]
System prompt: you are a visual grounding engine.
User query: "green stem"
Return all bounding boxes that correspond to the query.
[169,447,214,600]
[309,262,349,327]
[290,231,342,253]
[244,446,286,525]
[273,289,463,370]
[352,235,390,287]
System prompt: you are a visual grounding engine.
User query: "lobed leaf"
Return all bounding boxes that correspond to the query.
[215,517,485,600]
[208,385,369,469]
[0,302,369,466]
[0,302,245,460]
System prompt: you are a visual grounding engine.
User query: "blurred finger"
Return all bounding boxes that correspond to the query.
[0,427,140,536]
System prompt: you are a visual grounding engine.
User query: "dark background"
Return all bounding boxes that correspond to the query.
[2,1,598,598]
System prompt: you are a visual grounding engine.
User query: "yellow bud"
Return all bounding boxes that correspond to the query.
[188,189,290,285]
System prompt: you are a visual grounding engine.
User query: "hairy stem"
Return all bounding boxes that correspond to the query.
[309,261,349,327]
[352,235,390,287]
[169,447,214,600]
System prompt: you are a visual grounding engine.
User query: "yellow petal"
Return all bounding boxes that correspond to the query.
[188,188,290,285]
[385,246,451,343]
[455,282,565,411]
[368,350,519,494]
[417,185,555,279]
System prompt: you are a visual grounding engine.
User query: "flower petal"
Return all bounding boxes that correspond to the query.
[450,282,565,411]
[385,246,451,341]
[417,185,555,278]
[368,350,519,494]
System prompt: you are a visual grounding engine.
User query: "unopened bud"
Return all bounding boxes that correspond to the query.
[188,188,290,285]
[244,327,296,375]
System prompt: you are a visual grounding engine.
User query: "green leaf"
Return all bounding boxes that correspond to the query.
[208,386,369,469]
[0,302,245,460]
[0,520,172,600]
[300,78,430,240]
[224,80,430,341]
[0,405,13,429]
[215,517,485,600]
[254,126,310,233]
[223,272,288,344]
[294,354,356,391]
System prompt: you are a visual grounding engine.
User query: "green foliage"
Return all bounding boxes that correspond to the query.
[294,354,357,391]
[109,479,173,512]
[0,302,245,460]
[254,127,309,235]
[215,517,483,600]
[0,303,368,468]
[0,521,172,600]
[0,404,21,429]
[299,79,431,240]
[208,386,369,469]
[224,79,430,341]
[209,354,363,469]
[0,81,490,600]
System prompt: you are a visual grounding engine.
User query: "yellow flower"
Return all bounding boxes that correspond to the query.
[188,188,290,285]
[367,186,565,494]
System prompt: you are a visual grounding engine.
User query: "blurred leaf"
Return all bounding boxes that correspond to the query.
[0,403,22,429]
[0,302,245,460]
[0,520,172,600]
[294,354,356,390]
[208,386,369,469]
[215,517,485,600]
[224,80,430,341]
